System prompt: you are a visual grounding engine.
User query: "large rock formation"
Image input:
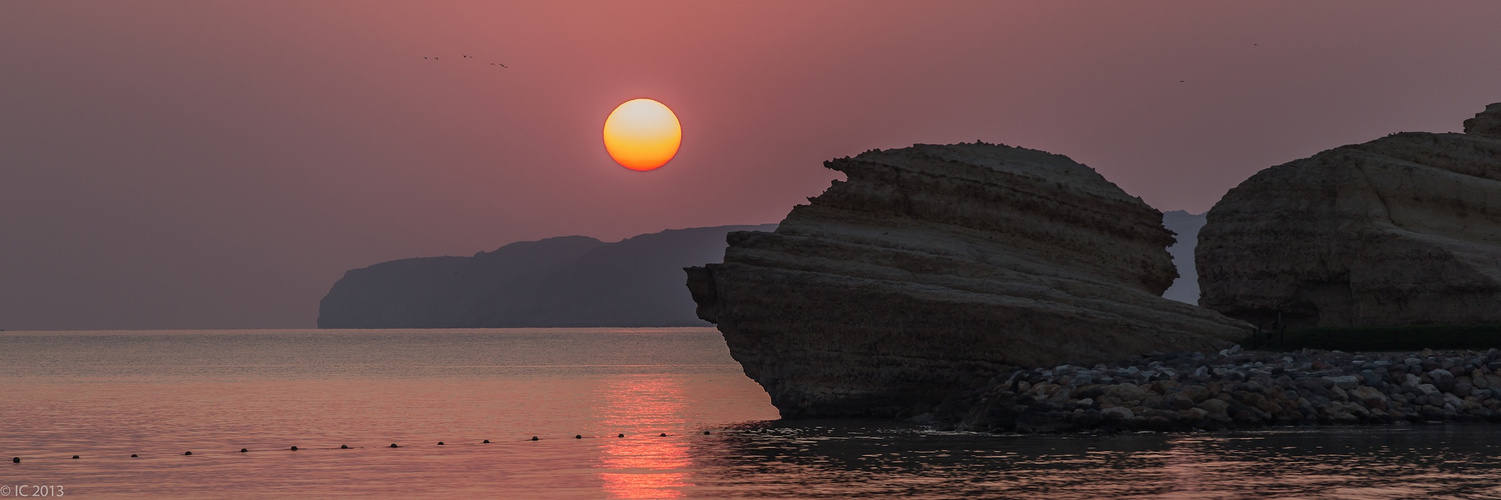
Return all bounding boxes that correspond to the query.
[686,143,1250,418]
[318,224,775,328]
[1198,103,1501,328]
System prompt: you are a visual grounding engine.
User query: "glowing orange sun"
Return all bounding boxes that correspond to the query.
[603,98,681,171]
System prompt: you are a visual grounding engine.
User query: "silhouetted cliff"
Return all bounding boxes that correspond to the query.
[318,225,776,328]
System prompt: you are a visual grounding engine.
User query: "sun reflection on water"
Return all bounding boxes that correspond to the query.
[595,376,694,499]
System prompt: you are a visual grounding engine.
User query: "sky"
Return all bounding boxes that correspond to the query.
[4,1,1501,330]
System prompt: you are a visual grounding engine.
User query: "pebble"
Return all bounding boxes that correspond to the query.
[945,348,1501,433]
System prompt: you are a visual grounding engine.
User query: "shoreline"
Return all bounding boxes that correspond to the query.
[936,347,1501,434]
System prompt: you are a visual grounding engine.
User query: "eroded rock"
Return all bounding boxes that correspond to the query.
[686,143,1250,418]
[1198,102,1501,328]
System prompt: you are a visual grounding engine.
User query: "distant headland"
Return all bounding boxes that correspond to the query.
[317,224,775,328]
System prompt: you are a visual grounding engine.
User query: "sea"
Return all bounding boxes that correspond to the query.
[5,328,1501,498]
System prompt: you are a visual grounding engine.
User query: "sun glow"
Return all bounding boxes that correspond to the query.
[603,99,682,171]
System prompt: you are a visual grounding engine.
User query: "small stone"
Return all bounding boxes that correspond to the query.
[1101,407,1134,420]
[1324,375,1360,390]
[1197,399,1230,415]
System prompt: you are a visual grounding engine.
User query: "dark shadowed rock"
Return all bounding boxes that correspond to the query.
[1198,102,1501,328]
[1464,103,1501,138]
[686,143,1250,418]
[318,225,775,328]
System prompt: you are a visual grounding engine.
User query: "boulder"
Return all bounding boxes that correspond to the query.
[686,143,1250,418]
[1198,102,1501,328]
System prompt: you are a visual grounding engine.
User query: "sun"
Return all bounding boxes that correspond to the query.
[603,98,681,171]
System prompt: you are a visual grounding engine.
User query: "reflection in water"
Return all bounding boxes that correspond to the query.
[15,330,1501,497]
[596,376,693,499]
[688,422,1501,498]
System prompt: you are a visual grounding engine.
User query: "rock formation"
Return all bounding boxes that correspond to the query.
[686,143,1251,418]
[1465,103,1501,138]
[318,224,774,328]
[1198,102,1501,328]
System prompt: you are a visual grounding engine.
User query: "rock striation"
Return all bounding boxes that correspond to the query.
[1198,103,1501,328]
[686,143,1251,418]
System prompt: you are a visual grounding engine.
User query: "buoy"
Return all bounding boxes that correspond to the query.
[240,449,248,453]
[437,442,445,445]
[12,457,18,463]
[389,444,399,448]
[531,436,538,441]
[482,440,490,444]
[574,435,582,439]
[130,454,138,458]
[659,433,667,437]
[72,455,80,459]
[290,446,298,451]
[618,434,625,438]
[184,451,192,456]
[340,445,349,449]
[704,430,711,435]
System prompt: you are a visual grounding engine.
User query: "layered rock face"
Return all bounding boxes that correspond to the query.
[1198,103,1501,328]
[687,143,1250,418]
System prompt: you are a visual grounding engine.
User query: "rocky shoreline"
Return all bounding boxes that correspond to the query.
[939,347,1501,434]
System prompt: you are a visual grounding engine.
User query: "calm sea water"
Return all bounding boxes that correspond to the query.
[6,329,1501,498]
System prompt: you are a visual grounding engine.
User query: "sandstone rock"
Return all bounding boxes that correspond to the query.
[1465,103,1501,138]
[687,142,1251,417]
[1198,103,1501,327]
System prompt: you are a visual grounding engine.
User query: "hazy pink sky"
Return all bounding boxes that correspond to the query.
[4,1,1500,329]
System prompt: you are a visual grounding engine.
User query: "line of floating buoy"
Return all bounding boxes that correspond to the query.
[9,431,726,463]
